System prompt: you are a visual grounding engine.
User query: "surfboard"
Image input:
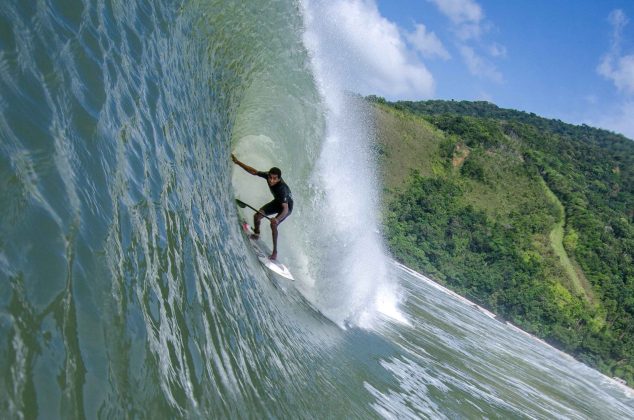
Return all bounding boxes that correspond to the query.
[241,221,294,280]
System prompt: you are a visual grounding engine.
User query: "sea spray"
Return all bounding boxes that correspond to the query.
[299,0,405,327]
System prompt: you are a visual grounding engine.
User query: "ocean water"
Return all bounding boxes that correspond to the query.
[1,0,633,418]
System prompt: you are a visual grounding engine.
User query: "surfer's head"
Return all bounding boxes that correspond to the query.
[267,167,281,186]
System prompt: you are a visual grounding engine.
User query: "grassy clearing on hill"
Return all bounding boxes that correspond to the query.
[373,105,445,192]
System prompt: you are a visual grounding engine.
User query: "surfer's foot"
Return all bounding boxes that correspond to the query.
[269,252,277,260]
[250,233,260,240]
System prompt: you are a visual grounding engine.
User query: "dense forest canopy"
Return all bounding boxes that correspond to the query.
[370,97,634,385]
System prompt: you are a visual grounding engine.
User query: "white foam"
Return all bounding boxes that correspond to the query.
[298,0,405,328]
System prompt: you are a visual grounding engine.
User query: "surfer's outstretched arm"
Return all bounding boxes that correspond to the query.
[232,154,258,175]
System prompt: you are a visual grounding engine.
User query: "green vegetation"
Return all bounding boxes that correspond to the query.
[371,98,634,385]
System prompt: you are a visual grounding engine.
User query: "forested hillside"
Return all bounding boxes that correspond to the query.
[371,98,634,385]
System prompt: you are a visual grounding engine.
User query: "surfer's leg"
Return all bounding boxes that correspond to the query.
[255,201,277,240]
[253,212,264,238]
[270,222,278,260]
[269,210,290,260]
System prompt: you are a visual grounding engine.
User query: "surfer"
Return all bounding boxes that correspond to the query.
[232,154,293,260]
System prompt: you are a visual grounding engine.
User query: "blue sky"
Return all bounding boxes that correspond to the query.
[304,0,634,139]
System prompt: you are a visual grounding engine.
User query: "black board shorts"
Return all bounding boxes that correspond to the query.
[260,200,293,223]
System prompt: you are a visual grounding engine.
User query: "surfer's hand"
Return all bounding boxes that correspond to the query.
[231,154,238,164]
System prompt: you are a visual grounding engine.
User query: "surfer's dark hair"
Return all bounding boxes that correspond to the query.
[268,167,282,177]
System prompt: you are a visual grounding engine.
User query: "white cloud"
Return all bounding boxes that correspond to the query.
[475,89,493,102]
[406,23,451,60]
[488,42,507,58]
[599,54,634,95]
[590,101,634,140]
[592,10,634,140]
[608,8,629,41]
[302,0,435,99]
[459,45,503,83]
[429,0,482,26]
[455,22,484,41]
[429,0,483,40]
[428,0,504,84]
[598,9,634,95]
